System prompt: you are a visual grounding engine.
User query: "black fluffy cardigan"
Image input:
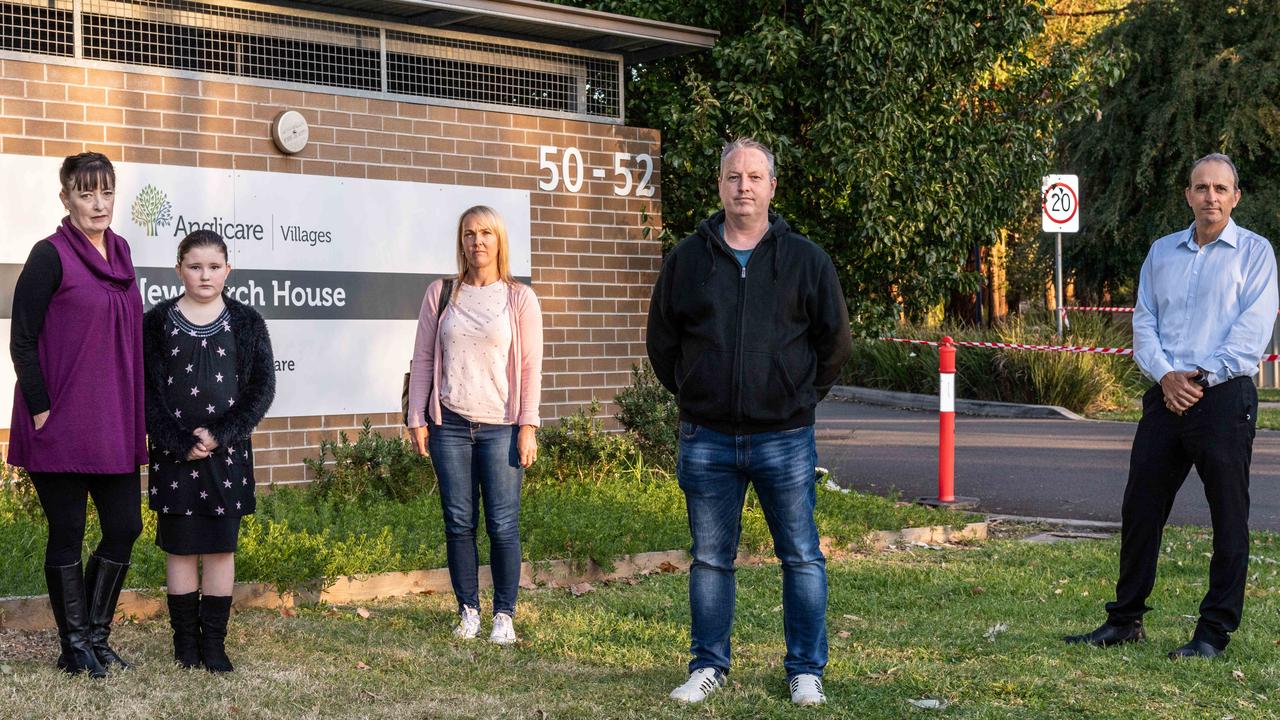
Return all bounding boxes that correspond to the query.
[143,295,276,456]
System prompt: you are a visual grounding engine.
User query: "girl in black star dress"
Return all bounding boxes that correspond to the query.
[143,230,274,672]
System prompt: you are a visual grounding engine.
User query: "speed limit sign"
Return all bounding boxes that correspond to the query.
[1042,175,1080,233]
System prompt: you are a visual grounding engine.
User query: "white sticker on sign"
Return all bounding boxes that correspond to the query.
[1042,174,1080,233]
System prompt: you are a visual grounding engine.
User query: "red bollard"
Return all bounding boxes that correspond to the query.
[918,336,978,509]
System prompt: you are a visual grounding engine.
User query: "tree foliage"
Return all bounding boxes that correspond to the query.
[574,0,1115,333]
[1062,0,1280,300]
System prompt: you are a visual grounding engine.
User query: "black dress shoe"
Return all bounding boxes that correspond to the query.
[1063,621,1146,647]
[1168,639,1223,659]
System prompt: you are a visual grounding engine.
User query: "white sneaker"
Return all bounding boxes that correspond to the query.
[489,612,516,645]
[789,674,826,706]
[453,606,480,640]
[669,668,724,703]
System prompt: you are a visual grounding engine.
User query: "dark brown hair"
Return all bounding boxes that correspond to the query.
[176,230,228,265]
[59,152,115,193]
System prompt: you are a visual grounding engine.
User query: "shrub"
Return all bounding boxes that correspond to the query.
[613,362,679,470]
[529,400,640,485]
[847,313,1145,413]
[0,464,40,519]
[304,419,437,503]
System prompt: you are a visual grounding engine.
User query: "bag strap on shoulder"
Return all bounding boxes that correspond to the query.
[437,278,454,320]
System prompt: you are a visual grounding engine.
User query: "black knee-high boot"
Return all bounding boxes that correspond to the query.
[199,595,234,673]
[84,554,131,669]
[45,562,107,678]
[167,591,202,668]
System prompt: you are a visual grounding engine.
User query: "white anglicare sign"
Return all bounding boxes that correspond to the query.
[0,154,532,427]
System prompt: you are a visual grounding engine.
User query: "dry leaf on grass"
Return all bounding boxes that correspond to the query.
[983,623,1009,642]
[569,583,594,597]
[356,607,371,619]
[1232,670,1246,683]
[278,608,297,618]
[519,578,538,590]
[907,697,949,710]
[837,631,851,639]
[356,661,370,670]
[658,561,680,573]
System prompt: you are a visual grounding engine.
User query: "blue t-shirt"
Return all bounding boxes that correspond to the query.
[716,222,754,267]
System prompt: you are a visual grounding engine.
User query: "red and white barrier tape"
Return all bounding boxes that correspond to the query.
[878,336,1280,362]
[1062,305,1134,313]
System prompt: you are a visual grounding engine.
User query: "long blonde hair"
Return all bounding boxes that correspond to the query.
[455,205,513,292]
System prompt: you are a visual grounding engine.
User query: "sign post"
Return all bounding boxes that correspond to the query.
[1042,175,1080,337]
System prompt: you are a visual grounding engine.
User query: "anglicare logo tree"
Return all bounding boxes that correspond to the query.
[131,184,172,237]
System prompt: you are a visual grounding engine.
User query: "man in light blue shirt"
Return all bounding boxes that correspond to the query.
[1065,153,1278,659]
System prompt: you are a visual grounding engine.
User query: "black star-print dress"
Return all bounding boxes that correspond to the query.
[148,305,256,555]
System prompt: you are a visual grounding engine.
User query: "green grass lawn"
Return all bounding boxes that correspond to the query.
[3,525,1279,718]
[1094,406,1280,430]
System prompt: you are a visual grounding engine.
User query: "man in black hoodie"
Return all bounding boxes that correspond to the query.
[648,138,852,706]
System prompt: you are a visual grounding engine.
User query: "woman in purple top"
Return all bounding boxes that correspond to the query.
[8,153,147,678]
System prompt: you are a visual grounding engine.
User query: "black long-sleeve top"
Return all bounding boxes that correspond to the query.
[10,241,62,415]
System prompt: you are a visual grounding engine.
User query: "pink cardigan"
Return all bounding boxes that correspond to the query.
[407,278,543,428]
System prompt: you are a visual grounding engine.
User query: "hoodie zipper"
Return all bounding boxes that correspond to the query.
[734,260,747,427]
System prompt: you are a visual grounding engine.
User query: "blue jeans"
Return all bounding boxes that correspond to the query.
[429,405,524,616]
[677,421,827,679]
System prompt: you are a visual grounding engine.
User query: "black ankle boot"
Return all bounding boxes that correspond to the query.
[45,562,107,679]
[167,592,202,669]
[199,595,234,673]
[85,554,131,670]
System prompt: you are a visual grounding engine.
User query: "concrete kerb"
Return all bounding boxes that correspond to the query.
[0,522,987,630]
[828,385,1084,420]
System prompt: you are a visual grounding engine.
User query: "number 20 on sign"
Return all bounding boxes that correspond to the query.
[1041,174,1080,233]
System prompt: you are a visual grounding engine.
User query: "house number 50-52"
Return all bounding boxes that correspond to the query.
[537,146,655,197]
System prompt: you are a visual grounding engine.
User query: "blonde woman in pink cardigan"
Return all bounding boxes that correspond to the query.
[406,205,543,645]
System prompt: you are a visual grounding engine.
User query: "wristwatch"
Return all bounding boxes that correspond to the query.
[1193,369,1210,390]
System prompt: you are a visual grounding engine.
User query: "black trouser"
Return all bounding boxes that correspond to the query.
[1106,378,1256,649]
[30,471,143,566]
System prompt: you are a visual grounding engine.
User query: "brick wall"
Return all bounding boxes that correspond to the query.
[0,58,662,484]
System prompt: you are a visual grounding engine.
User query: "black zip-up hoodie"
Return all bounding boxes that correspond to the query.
[646,210,852,435]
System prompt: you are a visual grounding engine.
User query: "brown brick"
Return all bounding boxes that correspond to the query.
[349,146,380,163]
[367,131,397,149]
[2,137,41,155]
[180,132,218,151]
[254,449,289,466]
[335,163,365,179]
[161,148,199,167]
[317,110,351,128]
[396,101,429,120]
[333,128,365,146]
[233,153,269,172]
[84,68,123,88]
[351,113,383,132]
[428,169,456,184]
[4,61,44,80]
[162,113,200,131]
[144,92,184,110]
[441,123,470,140]
[396,134,426,152]
[66,123,104,142]
[181,96,218,115]
[411,120,442,137]
[216,135,253,153]
[4,98,43,118]
[335,95,367,113]
[144,129,181,148]
[286,448,317,465]
[412,152,442,168]
[159,76,200,95]
[258,417,290,431]
[26,82,65,101]
[123,145,161,164]
[0,117,20,135]
[0,78,22,97]
[307,126,335,144]
[124,109,163,128]
[301,91,336,110]
[303,159,335,175]
[105,126,144,145]
[107,89,145,109]
[380,116,414,138]
[67,85,106,104]
[203,81,238,100]
[45,140,84,156]
[24,119,64,138]
[268,156,303,174]
[367,165,397,181]
[234,119,270,137]
[455,139,484,156]
[381,149,412,165]
[397,166,427,183]
[198,152,234,169]
[218,100,256,119]
[236,84,272,103]
[317,143,349,161]
[254,104,286,122]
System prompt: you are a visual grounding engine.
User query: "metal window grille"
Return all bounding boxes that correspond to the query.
[0,0,73,57]
[0,0,622,121]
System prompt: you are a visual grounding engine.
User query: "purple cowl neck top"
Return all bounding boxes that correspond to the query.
[8,218,147,473]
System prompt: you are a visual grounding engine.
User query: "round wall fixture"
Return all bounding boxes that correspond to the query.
[271,109,309,155]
